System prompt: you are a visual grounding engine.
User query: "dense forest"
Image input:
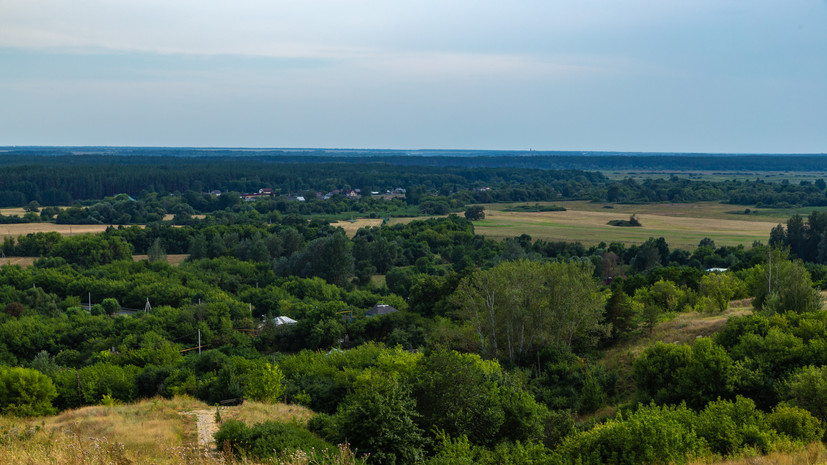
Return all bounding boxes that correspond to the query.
[0,151,825,211]
[1,151,827,464]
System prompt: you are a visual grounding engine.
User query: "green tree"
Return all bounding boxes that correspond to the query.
[749,248,822,314]
[0,366,57,416]
[464,206,485,221]
[147,238,167,263]
[454,259,606,364]
[188,233,208,260]
[336,377,425,465]
[699,272,740,312]
[784,365,827,424]
[101,297,120,316]
[244,360,285,403]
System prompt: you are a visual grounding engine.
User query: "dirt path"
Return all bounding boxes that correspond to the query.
[186,409,220,450]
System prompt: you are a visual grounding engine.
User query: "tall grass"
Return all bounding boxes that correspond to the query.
[0,396,341,465]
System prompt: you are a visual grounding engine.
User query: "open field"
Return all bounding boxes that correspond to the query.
[462,201,782,249]
[0,207,31,216]
[1,254,189,268]
[0,223,113,237]
[331,218,384,237]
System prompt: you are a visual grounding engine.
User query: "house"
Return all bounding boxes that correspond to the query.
[259,188,273,195]
[273,316,298,325]
[366,303,398,317]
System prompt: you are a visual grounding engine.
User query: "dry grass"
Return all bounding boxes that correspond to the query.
[0,257,36,267]
[220,402,314,427]
[0,397,332,465]
[331,219,384,238]
[133,254,189,266]
[0,207,30,217]
[0,223,115,237]
[687,442,827,465]
[163,214,207,221]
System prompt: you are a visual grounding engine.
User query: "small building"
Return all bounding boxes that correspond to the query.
[273,316,298,325]
[366,304,398,317]
[259,188,273,195]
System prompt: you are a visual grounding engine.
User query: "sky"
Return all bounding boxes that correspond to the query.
[1,0,825,153]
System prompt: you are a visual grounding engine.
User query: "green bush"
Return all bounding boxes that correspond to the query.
[767,404,824,444]
[214,419,333,459]
[554,403,704,465]
[0,366,57,416]
[694,396,774,456]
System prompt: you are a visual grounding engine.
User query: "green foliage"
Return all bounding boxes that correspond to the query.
[784,365,827,424]
[767,404,824,445]
[695,396,774,455]
[454,259,607,365]
[0,365,58,416]
[336,377,425,465]
[633,338,735,409]
[101,298,120,316]
[555,403,703,465]
[464,206,485,221]
[412,350,545,447]
[748,249,823,314]
[214,419,334,460]
[699,272,741,312]
[243,360,285,403]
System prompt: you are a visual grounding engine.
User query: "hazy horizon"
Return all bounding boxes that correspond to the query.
[1,1,825,153]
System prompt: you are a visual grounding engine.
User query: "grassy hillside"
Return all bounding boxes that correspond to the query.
[0,397,316,465]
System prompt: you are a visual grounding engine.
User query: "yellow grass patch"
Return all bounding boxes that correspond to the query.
[0,223,114,237]
[0,257,36,267]
[688,441,827,465]
[0,397,320,465]
[163,214,207,221]
[133,254,189,266]
[221,401,314,426]
[0,207,29,217]
[332,218,384,238]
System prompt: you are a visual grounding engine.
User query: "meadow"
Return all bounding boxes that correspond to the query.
[470,201,788,249]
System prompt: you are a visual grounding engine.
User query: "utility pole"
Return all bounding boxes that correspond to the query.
[198,329,201,355]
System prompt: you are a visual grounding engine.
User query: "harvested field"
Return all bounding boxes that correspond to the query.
[0,223,114,236]
[472,202,779,249]
[332,218,384,237]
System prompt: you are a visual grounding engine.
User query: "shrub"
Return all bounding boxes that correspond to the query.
[0,366,58,416]
[214,419,333,459]
[555,403,703,465]
[767,404,824,444]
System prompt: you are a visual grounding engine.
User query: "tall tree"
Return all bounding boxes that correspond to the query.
[453,259,606,365]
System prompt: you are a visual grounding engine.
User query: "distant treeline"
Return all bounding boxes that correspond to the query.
[0,152,825,209]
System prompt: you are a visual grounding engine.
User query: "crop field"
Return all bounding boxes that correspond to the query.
[332,218,384,237]
[0,223,113,236]
[474,202,779,249]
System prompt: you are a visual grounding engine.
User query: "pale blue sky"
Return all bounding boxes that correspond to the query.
[1,0,825,152]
